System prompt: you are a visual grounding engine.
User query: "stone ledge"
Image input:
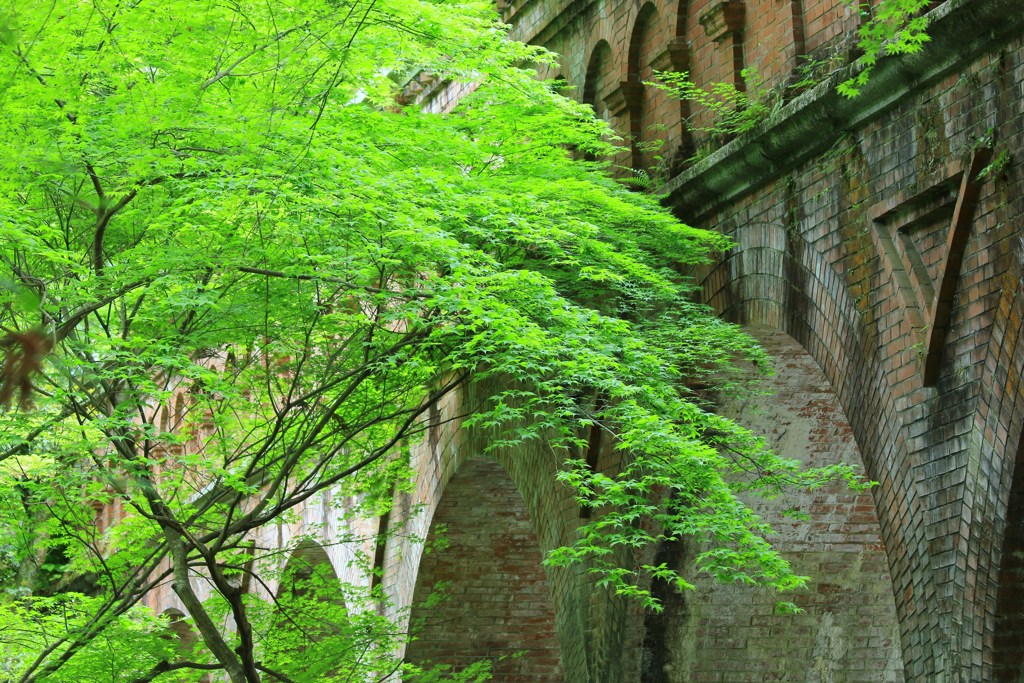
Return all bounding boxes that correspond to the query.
[660,0,1024,222]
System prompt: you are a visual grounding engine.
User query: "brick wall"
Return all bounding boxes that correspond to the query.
[495,0,1024,680]
[405,457,563,681]
[641,327,902,682]
[674,8,1024,679]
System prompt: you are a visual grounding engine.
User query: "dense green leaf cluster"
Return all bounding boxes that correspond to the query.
[839,0,932,97]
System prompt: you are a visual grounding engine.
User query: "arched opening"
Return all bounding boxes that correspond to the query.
[405,456,563,682]
[994,431,1024,682]
[642,327,903,682]
[162,607,197,652]
[673,0,696,164]
[260,541,352,679]
[583,40,613,122]
[276,541,341,602]
[173,394,186,430]
[550,72,570,98]
[626,3,666,174]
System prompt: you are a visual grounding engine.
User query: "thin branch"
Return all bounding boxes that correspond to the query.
[127,660,223,683]
[256,663,302,683]
[201,22,312,90]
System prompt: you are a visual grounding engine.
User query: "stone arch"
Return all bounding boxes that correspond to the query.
[625,2,660,172]
[692,215,929,675]
[641,327,903,681]
[405,456,563,682]
[583,39,613,121]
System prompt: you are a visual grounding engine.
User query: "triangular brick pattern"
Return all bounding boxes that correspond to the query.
[871,149,992,385]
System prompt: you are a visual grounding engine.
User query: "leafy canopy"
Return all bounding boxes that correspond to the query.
[0,1,865,681]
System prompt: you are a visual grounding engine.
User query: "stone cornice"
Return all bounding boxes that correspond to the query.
[508,0,596,46]
[699,1,746,42]
[605,79,644,117]
[651,37,692,73]
[661,0,1024,222]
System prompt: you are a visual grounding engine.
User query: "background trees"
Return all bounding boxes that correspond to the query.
[0,1,866,681]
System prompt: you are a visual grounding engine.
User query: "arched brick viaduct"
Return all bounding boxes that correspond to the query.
[148,1,1024,680]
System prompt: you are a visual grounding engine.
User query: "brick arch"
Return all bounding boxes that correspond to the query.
[405,456,564,682]
[625,2,662,172]
[378,379,592,681]
[693,216,937,677]
[583,39,614,121]
[640,326,903,681]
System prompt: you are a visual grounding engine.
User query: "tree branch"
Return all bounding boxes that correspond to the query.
[128,660,223,683]
[201,22,312,91]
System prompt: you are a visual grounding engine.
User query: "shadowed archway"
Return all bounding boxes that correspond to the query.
[405,456,564,681]
[994,429,1024,682]
[641,327,903,682]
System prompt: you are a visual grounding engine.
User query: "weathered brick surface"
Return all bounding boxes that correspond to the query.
[681,38,1024,678]
[644,327,902,682]
[381,381,636,683]
[405,457,563,681]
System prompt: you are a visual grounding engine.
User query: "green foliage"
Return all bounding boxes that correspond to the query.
[649,68,778,145]
[0,0,867,681]
[839,0,932,97]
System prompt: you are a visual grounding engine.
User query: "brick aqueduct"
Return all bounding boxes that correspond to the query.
[146,0,1024,681]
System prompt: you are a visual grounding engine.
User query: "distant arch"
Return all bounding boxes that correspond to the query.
[405,456,563,682]
[626,3,666,173]
[260,540,351,679]
[161,608,212,681]
[583,40,613,121]
[276,540,343,603]
[161,607,192,645]
[173,394,186,430]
